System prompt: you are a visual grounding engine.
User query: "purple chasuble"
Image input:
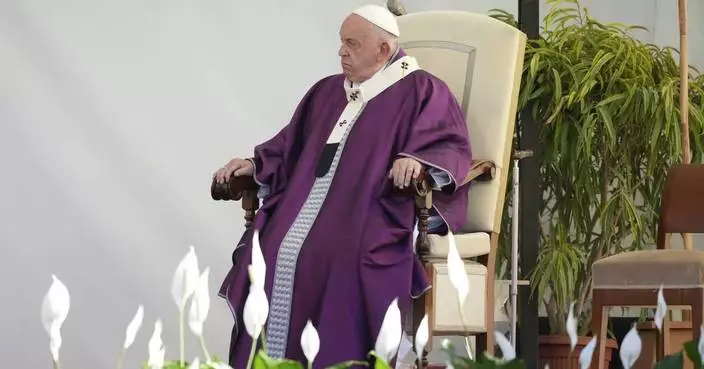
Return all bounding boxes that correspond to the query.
[219,49,472,368]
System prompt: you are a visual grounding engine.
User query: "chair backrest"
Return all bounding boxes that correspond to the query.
[397,11,527,233]
[656,164,704,248]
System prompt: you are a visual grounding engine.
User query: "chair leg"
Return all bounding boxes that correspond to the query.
[590,290,608,369]
[691,289,704,343]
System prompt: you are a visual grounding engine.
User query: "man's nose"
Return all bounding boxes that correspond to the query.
[338,44,347,57]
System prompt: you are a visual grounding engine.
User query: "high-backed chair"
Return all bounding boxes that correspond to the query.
[590,164,704,369]
[211,10,526,367]
[395,11,526,362]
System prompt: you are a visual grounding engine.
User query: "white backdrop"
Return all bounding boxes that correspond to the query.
[1,0,701,367]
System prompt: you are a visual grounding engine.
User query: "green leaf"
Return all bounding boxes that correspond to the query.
[325,360,370,369]
[684,339,703,369]
[367,352,392,369]
[253,351,305,369]
[654,351,684,369]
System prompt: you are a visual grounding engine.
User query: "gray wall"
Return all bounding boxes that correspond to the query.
[0,0,701,367]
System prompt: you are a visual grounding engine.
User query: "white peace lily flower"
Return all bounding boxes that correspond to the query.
[171,246,200,308]
[414,314,429,362]
[243,286,269,339]
[148,319,165,369]
[446,230,469,307]
[250,230,266,290]
[189,267,211,337]
[654,284,667,332]
[124,305,144,349]
[374,298,403,363]
[494,330,516,361]
[566,302,578,352]
[579,337,597,369]
[300,320,321,367]
[41,275,70,362]
[188,357,200,369]
[619,325,642,369]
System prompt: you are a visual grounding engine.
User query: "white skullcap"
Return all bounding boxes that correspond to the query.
[351,4,400,37]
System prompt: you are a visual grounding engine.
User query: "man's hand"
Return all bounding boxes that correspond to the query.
[214,158,254,184]
[389,157,423,188]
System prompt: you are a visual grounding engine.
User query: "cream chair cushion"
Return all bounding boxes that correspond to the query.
[431,261,488,333]
[398,11,526,234]
[427,232,491,258]
[592,249,704,289]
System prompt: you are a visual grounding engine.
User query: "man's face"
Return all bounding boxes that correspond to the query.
[338,15,391,83]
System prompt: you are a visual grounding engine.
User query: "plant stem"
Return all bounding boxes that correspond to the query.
[116,348,125,369]
[199,334,212,363]
[179,306,185,366]
[458,302,474,360]
[245,337,258,369]
[52,359,61,369]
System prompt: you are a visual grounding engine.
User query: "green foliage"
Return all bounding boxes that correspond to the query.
[489,0,704,335]
[250,350,369,369]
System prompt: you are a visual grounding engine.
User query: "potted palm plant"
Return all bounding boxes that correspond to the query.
[490,0,704,368]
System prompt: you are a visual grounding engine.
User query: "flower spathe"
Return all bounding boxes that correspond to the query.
[41,274,70,362]
[654,284,667,332]
[171,246,200,309]
[188,357,200,369]
[243,286,269,339]
[300,320,321,366]
[124,304,144,349]
[148,319,165,369]
[249,230,266,290]
[446,230,469,307]
[189,267,211,337]
[578,337,597,369]
[494,330,516,361]
[415,314,429,360]
[566,302,577,352]
[374,297,403,363]
[619,325,642,369]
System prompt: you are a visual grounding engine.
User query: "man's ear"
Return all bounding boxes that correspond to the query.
[378,41,391,61]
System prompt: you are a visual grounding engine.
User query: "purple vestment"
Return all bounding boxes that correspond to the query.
[219,49,472,368]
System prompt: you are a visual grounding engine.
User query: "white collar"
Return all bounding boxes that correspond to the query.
[342,55,420,103]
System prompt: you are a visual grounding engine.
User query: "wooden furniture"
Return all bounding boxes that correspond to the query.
[211,11,527,367]
[634,321,693,369]
[590,164,704,369]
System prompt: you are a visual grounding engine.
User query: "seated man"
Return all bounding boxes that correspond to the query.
[213,4,471,367]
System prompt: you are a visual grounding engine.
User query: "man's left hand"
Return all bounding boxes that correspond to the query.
[389,157,423,189]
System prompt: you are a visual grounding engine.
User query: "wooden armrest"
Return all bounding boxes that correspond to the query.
[461,159,496,186]
[211,175,260,201]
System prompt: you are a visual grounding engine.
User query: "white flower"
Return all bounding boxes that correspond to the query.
[619,325,642,369]
[566,302,577,352]
[189,267,211,336]
[446,230,469,307]
[654,284,667,332]
[300,320,321,365]
[148,319,165,369]
[374,298,403,363]
[41,275,70,362]
[123,305,144,349]
[243,286,269,339]
[414,314,429,360]
[172,246,200,309]
[494,330,516,361]
[579,337,597,369]
[188,358,200,369]
[249,230,266,290]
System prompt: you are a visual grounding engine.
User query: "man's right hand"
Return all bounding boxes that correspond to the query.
[214,158,254,184]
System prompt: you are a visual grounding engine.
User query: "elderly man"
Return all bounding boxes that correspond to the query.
[214,4,471,367]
